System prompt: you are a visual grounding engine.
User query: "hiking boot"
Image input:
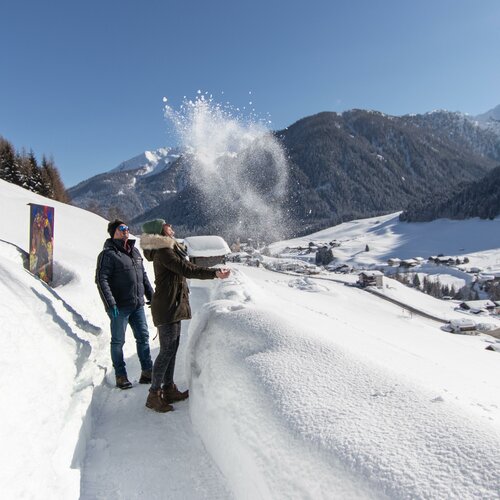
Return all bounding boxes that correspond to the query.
[145,390,174,413]
[139,370,152,384]
[162,383,189,403]
[116,375,133,390]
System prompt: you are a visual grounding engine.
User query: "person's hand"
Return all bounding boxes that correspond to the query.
[216,268,231,279]
[110,305,119,318]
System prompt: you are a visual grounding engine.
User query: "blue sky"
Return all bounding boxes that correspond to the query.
[1,0,499,187]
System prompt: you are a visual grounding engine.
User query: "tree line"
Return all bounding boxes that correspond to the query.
[0,136,68,202]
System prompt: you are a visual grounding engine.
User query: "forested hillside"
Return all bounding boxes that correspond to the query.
[0,136,68,202]
[400,164,500,222]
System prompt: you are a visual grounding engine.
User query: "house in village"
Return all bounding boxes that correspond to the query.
[326,263,351,273]
[458,299,496,315]
[184,235,230,267]
[477,270,500,283]
[387,258,401,266]
[429,255,467,266]
[444,318,477,334]
[399,258,419,268]
[358,270,384,288]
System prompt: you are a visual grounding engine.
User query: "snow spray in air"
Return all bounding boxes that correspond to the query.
[164,92,289,243]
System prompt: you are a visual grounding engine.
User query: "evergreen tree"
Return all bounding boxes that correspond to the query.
[40,155,56,198]
[0,138,22,186]
[412,273,421,289]
[24,150,43,193]
[41,156,69,202]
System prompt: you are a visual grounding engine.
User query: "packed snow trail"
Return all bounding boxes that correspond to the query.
[79,283,232,500]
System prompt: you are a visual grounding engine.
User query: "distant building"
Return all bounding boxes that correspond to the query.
[458,300,496,314]
[184,235,230,267]
[477,270,500,284]
[400,259,419,268]
[358,271,384,288]
[387,258,401,266]
[446,318,477,334]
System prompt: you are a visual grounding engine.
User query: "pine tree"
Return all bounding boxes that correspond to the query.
[0,138,22,186]
[24,150,43,193]
[412,273,421,289]
[41,156,69,202]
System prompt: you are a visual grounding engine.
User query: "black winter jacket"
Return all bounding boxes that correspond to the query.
[140,234,217,326]
[95,238,153,311]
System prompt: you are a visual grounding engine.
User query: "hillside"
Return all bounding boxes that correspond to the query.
[2,179,500,498]
[278,109,498,234]
[401,164,500,222]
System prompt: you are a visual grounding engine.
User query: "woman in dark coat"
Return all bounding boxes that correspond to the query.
[140,219,230,413]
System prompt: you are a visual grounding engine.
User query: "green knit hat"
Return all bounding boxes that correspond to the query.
[142,219,166,235]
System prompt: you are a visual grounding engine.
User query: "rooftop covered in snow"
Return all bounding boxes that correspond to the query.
[183,235,230,258]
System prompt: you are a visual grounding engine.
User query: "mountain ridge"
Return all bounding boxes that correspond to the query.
[68,105,500,238]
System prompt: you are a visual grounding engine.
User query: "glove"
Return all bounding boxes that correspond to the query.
[110,306,119,318]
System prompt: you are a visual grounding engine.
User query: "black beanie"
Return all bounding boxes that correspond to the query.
[107,219,125,238]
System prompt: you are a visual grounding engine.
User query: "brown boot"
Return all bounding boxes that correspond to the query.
[116,375,132,390]
[162,383,189,403]
[139,370,152,384]
[145,389,174,413]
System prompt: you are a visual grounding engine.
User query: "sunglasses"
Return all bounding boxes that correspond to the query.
[118,225,129,232]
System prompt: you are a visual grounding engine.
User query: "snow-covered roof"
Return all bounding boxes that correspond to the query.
[184,235,230,257]
[449,318,476,328]
[460,300,496,309]
[359,270,383,277]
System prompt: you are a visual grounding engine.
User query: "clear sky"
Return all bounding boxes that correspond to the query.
[1,0,499,187]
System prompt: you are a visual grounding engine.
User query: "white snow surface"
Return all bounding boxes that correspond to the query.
[184,235,231,257]
[271,211,500,271]
[1,179,500,499]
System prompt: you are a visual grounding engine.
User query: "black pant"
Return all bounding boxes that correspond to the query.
[151,322,181,391]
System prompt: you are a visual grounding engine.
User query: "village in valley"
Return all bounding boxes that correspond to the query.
[204,213,500,345]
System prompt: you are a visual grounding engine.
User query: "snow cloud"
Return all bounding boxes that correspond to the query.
[164,93,290,241]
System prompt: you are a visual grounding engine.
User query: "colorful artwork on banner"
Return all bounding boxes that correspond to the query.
[29,204,54,284]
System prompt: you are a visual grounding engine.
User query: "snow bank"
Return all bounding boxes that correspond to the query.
[0,240,104,498]
[0,181,107,498]
[186,268,500,499]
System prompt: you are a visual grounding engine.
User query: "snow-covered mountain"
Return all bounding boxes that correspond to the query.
[402,108,500,160]
[2,178,500,498]
[473,103,500,137]
[67,146,187,227]
[110,147,180,175]
[68,106,500,239]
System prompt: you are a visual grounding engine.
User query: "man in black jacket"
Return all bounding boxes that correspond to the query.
[95,219,154,389]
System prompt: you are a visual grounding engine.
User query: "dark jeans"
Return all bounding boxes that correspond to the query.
[108,306,153,378]
[151,322,181,391]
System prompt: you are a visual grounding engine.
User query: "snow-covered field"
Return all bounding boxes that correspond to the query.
[1,179,500,499]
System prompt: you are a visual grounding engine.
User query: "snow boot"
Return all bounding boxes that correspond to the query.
[116,375,133,390]
[162,383,189,403]
[139,370,152,384]
[146,389,174,413]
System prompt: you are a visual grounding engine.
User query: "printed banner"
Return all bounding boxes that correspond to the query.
[29,203,54,284]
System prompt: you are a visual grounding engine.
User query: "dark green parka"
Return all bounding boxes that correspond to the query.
[140,233,217,326]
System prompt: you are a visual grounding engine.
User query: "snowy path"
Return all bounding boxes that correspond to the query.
[80,284,232,500]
